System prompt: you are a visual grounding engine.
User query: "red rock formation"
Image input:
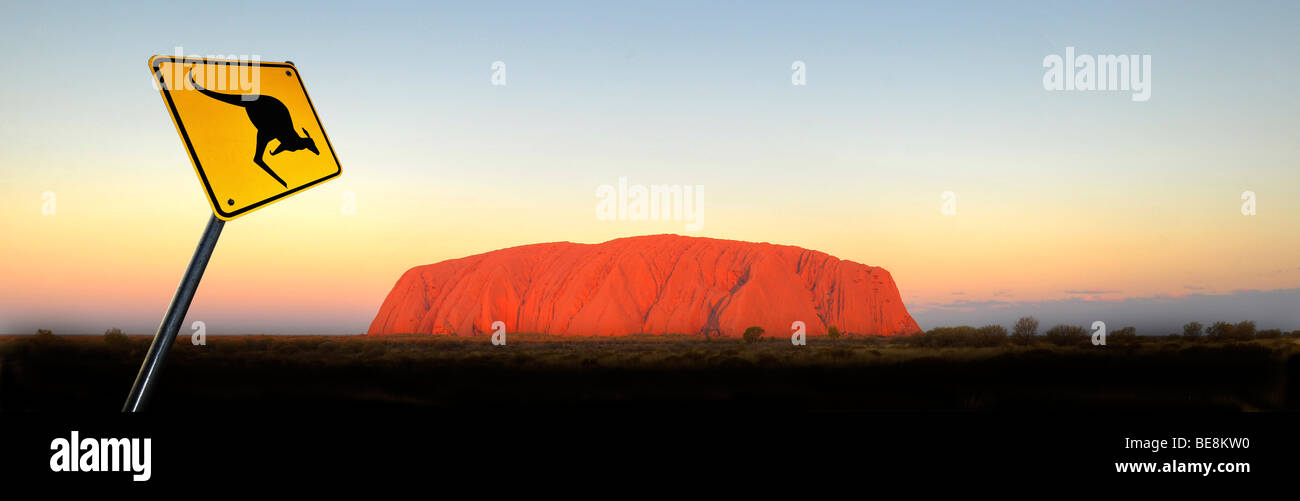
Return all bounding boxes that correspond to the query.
[366,235,921,337]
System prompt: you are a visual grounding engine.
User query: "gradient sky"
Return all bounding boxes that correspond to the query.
[1,1,1297,334]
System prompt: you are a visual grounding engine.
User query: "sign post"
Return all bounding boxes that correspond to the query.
[122,215,224,412]
[123,56,341,411]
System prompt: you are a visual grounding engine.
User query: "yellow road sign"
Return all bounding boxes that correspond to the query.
[149,56,341,220]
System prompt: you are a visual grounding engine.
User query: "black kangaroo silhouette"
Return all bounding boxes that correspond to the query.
[187,70,318,187]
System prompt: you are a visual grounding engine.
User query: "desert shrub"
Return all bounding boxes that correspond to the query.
[272,340,301,355]
[1183,322,1203,338]
[104,328,130,348]
[1256,328,1282,339]
[912,326,972,348]
[1233,321,1256,341]
[244,337,273,351]
[1011,317,1039,345]
[1204,321,1257,341]
[1206,321,1235,341]
[1044,325,1088,347]
[909,325,1007,348]
[742,326,764,344]
[29,328,64,349]
[972,325,1009,347]
[827,325,842,340]
[1109,326,1138,345]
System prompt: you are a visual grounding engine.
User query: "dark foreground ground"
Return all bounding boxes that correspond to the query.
[3,333,1299,412]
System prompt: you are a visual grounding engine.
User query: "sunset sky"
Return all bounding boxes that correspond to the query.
[1,1,1297,334]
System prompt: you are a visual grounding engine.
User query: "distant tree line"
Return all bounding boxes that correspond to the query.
[23,320,1298,348]
[907,317,1298,348]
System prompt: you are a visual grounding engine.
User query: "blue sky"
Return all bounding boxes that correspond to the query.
[1,1,1298,334]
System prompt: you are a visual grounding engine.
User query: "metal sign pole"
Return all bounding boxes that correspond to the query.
[122,214,225,412]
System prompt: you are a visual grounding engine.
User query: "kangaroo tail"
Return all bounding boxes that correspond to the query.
[187,70,249,106]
